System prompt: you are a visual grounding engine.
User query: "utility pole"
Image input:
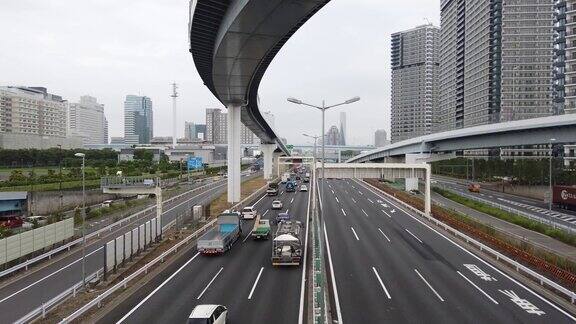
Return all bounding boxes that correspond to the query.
[171,82,178,149]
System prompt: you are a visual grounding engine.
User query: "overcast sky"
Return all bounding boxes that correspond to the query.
[0,0,440,146]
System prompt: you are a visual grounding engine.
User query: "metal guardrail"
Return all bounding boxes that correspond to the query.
[58,180,272,323]
[14,268,103,324]
[358,179,576,304]
[437,184,576,234]
[0,177,225,279]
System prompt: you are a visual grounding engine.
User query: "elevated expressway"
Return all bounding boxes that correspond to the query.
[188,0,330,202]
[348,114,576,163]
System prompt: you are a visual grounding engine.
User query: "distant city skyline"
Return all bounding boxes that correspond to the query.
[0,1,442,146]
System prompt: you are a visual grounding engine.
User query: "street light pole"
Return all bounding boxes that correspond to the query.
[287,96,360,224]
[549,138,556,211]
[75,152,86,288]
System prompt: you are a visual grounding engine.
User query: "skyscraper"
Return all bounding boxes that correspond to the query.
[391,24,439,143]
[553,0,576,115]
[339,111,347,145]
[68,95,108,145]
[184,121,197,140]
[324,125,340,146]
[124,95,153,145]
[206,108,227,144]
[374,129,389,147]
[205,108,256,144]
[437,0,556,132]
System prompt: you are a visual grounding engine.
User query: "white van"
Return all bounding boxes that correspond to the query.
[241,206,256,220]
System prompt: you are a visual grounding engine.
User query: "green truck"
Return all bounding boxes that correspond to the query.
[251,214,271,240]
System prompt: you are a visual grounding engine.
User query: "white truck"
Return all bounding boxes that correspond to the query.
[272,221,303,266]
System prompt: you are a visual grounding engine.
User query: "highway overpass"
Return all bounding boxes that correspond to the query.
[188,0,330,202]
[348,114,576,163]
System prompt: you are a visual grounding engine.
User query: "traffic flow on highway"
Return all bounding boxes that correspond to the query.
[100,168,311,324]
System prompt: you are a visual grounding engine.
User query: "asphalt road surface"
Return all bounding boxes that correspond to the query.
[99,183,311,324]
[0,174,254,323]
[322,178,575,323]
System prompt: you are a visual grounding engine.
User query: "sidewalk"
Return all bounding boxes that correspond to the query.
[432,192,576,263]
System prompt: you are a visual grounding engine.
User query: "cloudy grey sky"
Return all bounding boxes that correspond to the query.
[0,0,439,146]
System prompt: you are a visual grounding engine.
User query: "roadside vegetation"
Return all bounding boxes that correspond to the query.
[432,157,575,186]
[433,187,576,247]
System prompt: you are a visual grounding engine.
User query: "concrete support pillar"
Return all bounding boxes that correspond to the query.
[260,143,275,180]
[273,153,282,177]
[227,104,241,203]
[405,153,430,192]
[338,150,342,163]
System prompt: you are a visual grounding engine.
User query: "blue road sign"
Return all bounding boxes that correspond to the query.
[187,157,203,170]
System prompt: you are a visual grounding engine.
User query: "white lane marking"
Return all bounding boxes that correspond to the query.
[286,209,290,214]
[367,198,374,204]
[324,225,343,323]
[117,252,200,323]
[291,198,294,204]
[350,227,360,241]
[361,209,369,217]
[298,182,312,324]
[358,191,363,195]
[248,267,264,300]
[197,267,224,299]
[390,209,396,213]
[414,269,444,302]
[499,289,545,315]
[280,191,283,195]
[242,231,253,243]
[335,196,340,203]
[378,228,391,242]
[263,210,269,216]
[382,210,391,218]
[341,208,347,217]
[252,193,268,207]
[351,198,357,203]
[405,229,423,243]
[372,267,391,299]
[464,264,497,282]
[381,203,388,208]
[331,189,335,195]
[359,178,576,320]
[457,271,498,304]
[0,246,104,304]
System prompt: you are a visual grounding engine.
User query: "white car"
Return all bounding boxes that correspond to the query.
[271,200,283,209]
[188,304,228,324]
[300,185,308,192]
[241,206,257,219]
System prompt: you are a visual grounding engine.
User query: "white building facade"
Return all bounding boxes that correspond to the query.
[68,95,108,145]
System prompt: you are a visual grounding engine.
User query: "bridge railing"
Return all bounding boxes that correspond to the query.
[100,176,161,189]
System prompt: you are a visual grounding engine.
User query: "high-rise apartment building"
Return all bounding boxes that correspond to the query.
[554,0,576,114]
[437,0,556,132]
[205,108,256,144]
[0,86,67,137]
[206,108,227,144]
[391,24,439,143]
[68,95,108,145]
[339,111,347,145]
[124,95,153,145]
[374,129,389,147]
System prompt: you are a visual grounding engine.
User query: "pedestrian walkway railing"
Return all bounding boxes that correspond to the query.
[313,181,328,324]
[0,177,224,279]
[359,179,576,304]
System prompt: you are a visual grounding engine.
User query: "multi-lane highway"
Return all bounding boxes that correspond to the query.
[322,178,575,323]
[435,178,576,228]
[0,174,255,323]
[99,182,310,323]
